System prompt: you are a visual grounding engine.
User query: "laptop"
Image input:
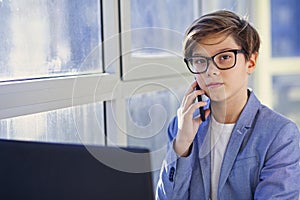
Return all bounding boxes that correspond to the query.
[0,139,154,200]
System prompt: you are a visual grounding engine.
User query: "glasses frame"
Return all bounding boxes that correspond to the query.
[184,49,246,74]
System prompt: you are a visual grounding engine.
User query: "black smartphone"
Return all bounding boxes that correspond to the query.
[195,84,206,121]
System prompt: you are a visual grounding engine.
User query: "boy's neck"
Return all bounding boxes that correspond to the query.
[210,89,248,124]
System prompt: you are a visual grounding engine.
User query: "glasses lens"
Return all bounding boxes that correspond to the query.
[214,51,235,69]
[189,57,207,73]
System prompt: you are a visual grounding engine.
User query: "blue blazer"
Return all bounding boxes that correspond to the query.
[156,91,300,200]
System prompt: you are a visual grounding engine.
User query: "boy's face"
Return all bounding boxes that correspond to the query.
[192,35,257,102]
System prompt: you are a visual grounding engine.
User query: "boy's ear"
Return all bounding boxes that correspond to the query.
[247,52,258,74]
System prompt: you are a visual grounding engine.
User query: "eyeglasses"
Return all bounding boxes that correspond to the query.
[184,49,245,74]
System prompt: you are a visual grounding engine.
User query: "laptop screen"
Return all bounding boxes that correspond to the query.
[0,139,154,200]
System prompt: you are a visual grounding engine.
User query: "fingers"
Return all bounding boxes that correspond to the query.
[191,107,210,126]
[182,81,203,103]
[203,108,211,121]
[175,82,210,156]
[183,101,208,120]
[181,81,197,107]
[181,82,205,113]
[205,108,211,118]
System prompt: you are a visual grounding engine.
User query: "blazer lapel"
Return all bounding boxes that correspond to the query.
[218,125,250,191]
[218,90,260,191]
[199,153,211,199]
[197,120,211,199]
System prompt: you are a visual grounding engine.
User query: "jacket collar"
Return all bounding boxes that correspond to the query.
[198,90,261,197]
[218,90,261,191]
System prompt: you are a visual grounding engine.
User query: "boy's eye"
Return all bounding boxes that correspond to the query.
[216,53,233,63]
[194,58,206,64]
[218,54,232,60]
[221,55,231,60]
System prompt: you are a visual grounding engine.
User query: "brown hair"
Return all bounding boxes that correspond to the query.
[183,10,260,60]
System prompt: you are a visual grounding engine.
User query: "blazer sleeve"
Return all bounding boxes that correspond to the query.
[156,116,197,200]
[254,122,300,199]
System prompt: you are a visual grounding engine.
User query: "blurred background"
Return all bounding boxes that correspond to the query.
[0,0,299,190]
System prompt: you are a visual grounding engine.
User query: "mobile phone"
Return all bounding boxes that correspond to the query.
[195,84,206,121]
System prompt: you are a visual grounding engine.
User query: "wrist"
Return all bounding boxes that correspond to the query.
[173,137,193,157]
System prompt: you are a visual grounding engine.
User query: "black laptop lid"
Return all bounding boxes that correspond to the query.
[0,139,154,200]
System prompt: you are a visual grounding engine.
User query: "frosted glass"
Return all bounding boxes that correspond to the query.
[0,102,104,145]
[126,87,185,190]
[130,0,197,55]
[0,0,102,81]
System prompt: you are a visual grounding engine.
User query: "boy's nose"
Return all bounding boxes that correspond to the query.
[205,60,220,76]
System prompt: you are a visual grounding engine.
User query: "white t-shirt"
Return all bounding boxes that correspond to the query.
[209,116,235,200]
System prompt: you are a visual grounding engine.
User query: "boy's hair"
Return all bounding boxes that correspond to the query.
[183,10,260,60]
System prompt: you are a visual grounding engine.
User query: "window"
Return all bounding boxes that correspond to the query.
[271,0,300,57]
[202,0,252,16]
[268,0,300,128]
[126,87,186,189]
[272,75,300,126]
[120,0,200,80]
[130,0,197,54]
[0,102,104,145]
[0,0,109,145]
[0,0,102,81]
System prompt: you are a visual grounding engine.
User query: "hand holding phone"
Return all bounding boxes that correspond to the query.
[195,84,206,122]
[174,82,207,156]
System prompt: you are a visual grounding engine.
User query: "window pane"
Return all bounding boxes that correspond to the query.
[126,87,185,189]
[271,0,300,57]
[130,0,199,55]
[0,102,104,145]
[0,0,102,81]
[202,0,251,16]
[273,75,300,127]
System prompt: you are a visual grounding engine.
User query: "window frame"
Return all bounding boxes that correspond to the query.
[251,0,300,107]
[119,0,201,81]
[0,0,194,146]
